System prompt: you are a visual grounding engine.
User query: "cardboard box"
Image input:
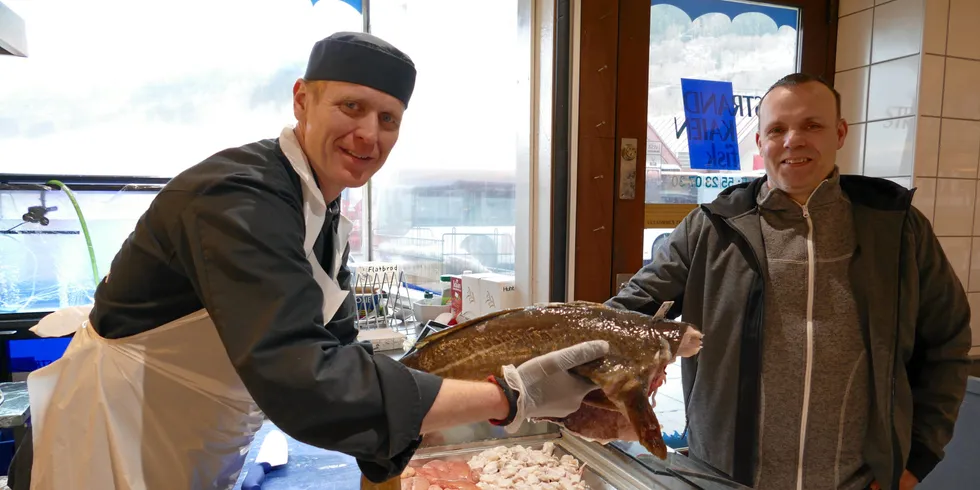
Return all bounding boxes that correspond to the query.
[460,273,493,321]
[479,274,520,314]
[450,275,463,322]
[357,327,406,352]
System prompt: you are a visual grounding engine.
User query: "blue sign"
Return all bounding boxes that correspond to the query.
[680,78,740,171]
[651,0,799,30]
[312,0,363,13]
[7,338,72,373]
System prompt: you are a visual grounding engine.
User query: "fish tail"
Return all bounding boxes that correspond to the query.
[620,388,667,460]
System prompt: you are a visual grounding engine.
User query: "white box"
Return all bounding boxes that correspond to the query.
[357,327,406,352]
[479,274,520,314]
[460,273,494,321]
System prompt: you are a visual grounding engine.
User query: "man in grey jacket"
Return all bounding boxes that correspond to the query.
[605,73,972,490]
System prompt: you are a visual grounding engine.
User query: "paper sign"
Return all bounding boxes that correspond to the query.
[680,78,740,171]
[619,137,638,200]
[644,203,697,229]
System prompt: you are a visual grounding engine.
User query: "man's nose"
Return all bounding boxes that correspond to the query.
[354,115,379,147]
[783,129,806,148]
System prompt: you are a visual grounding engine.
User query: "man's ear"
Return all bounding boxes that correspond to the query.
[836,118,849,150]
[293,79,309,122]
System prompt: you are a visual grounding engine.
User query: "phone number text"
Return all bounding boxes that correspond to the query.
[661,175,754,189]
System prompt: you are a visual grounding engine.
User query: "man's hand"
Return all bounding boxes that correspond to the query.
[501,340,609,430]
[900,470,920,490]
[869,470,919,490]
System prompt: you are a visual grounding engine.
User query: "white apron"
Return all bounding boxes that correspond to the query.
[25,126,353,490]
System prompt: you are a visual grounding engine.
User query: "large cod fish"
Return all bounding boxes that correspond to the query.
[399,301,703,459]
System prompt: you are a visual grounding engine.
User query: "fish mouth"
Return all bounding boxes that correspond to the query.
[647,366,667,398]
[676,325,703,358]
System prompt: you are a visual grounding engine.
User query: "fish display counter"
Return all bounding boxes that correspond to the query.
[234,302,727,489]
[237,417,750,489]
[357,302,726,489]
[382,419,750,490]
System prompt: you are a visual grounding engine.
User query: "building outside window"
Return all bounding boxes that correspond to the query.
[0,0,535,312]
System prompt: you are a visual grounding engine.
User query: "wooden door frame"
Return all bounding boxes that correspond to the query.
[571,0,839,302]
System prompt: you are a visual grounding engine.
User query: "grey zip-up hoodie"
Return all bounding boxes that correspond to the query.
[605,171,972,490]
[754,171,872,490]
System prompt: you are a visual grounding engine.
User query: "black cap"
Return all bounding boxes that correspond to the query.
[304,31,417,108]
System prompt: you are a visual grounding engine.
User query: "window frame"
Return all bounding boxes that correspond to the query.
[568,0,840,301]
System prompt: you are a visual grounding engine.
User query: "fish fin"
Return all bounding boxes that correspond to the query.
[530,300,604,309]
[572,355,643,397]
[411,307,524,350]
[617,387,667,460]
[582,389,619,411]
[538,405,638,442]
[566,300,605,307]
[411,301,605,350]
[651,300,674,321]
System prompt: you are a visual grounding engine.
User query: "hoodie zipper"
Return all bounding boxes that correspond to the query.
[795,183,823,490]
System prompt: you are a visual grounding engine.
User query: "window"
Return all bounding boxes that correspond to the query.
[1,0,540,313]
[0,0,365,314]
[643,0,802,264]
[0,187,158,313]
[0,0,362,177]
[359,0,521,291]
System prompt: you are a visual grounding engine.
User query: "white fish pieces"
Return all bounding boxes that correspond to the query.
[466,443,588,490]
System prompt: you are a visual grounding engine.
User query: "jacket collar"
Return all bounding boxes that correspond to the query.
[702,168,915,218]
[275,136,342,218]
[757,167,847,212]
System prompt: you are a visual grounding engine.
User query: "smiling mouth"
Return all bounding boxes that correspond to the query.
[782,157,812,165]
[341,148,372,161]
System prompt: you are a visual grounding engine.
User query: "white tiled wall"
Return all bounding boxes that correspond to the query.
[835,0,980,356]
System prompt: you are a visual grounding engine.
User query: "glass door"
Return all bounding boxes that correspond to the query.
[623,0,837,461]
[641,0,833,265]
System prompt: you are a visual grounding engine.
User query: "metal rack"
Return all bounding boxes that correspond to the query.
[351,265,406,328]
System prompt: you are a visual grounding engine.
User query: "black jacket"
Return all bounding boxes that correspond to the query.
[9,138,442,486]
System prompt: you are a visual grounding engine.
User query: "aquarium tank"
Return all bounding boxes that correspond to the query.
[0,180,163,314]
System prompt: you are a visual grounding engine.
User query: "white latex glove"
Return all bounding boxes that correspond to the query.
[501,340,609,432]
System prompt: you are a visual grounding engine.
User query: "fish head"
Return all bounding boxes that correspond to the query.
[649,318,703,359]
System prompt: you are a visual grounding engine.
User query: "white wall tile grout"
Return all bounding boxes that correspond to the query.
[863,115,918,125]
[932,2,950,201]
[840,8,875,20]
[858,123,868,175]
[920,175,980,181]
[944,54,980,63]
[935,115,980,123]
[858,0,980,345]
[943,0,953,56]
[862,9,876,170]
[837,52,926,74]
[841,1,877,19]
